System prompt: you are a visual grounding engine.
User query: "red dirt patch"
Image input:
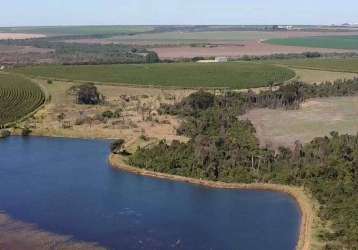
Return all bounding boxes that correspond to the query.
[151,41,357,59]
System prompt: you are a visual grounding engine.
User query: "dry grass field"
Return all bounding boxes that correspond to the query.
[292,68,358,83]
[241,96,358,149]
[24,80,191,149]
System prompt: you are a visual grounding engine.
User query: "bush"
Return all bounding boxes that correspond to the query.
[102,110,114,119]
[21,127,32,136]
[113,108,123,118]
[110,139,129,155]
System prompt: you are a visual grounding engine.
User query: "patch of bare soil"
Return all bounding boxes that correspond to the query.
[0,33,45,40]
[22,80,193,148]
[65,31,358,46]
[241,96,358,149]
[0,213,105,250]
[152,41,357,59]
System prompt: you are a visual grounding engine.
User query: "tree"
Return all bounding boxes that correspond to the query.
[102,110,114,119]
[57,112,66,125]
[110,139,126,154]
[145,51,160,63]
[75,83,104,105]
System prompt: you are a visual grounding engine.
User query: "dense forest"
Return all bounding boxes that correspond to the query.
[129,79,358,250]
[0,38,159,65]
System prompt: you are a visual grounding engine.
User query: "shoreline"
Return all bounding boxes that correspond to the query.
[1,134,316,250]
[109,153,314,250]
[0,213,105,250]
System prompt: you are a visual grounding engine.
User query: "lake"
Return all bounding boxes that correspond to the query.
[0,137,301,250]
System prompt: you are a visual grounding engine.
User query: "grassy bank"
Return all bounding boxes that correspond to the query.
[12,62,295,89]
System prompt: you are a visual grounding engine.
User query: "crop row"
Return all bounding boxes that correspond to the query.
[0,74,45,127]
[12,62,295,89]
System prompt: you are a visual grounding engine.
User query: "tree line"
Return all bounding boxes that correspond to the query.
[0,38,159,65]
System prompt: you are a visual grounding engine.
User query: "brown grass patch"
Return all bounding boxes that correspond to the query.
[21,80,191,146]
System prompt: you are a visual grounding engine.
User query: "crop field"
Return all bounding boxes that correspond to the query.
[108,30,358,46]
[266,58,358,73]
[0,74,45,127]
[108,31,288,45]
[13,63,295,89]
[266,35,358,50]
[0,25,154,37]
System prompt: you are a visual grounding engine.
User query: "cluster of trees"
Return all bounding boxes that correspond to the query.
[69,83,105,105]
[160,78,358,115]
[130,80,358,249]
[238,52,358,61]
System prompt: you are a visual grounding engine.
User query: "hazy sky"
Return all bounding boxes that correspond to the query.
[1,0,357,27]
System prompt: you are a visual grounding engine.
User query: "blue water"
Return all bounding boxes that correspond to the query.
[0,137,301,250]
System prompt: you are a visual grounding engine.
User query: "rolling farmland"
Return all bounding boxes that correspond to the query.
[0,74,45,127]
[0,25,154,37]
[13,63,295,89]
[266,35,358,50]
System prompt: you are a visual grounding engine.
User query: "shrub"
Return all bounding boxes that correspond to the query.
[110,139,126,154]
[21,127,32,136]
[102,110,114,119]
[113,108,123,118]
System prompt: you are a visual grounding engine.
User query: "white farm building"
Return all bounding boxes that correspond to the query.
[197,57,228,63]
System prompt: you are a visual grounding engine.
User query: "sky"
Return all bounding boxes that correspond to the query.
[1,0,357,27]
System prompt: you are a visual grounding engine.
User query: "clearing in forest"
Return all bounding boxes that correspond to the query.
[241,96,358,148]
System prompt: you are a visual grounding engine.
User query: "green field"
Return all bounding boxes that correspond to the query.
[0,74,45,127]
[266,58,358,73]
[13,63,295,89]
[266,35,358,50]
[0,25,154,37]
